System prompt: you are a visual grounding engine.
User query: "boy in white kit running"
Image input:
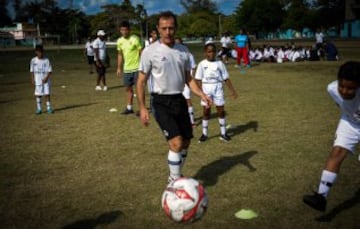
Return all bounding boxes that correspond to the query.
[30,45,53,114]
[195,43,237,142]
[303,61,360,211]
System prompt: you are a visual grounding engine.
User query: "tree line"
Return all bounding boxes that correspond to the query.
[0,0,345,43]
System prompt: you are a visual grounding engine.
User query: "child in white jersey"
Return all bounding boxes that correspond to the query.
[303,61,360,211]
[195,43,237,142]
[175,37,197,127]
[30,45,53,114]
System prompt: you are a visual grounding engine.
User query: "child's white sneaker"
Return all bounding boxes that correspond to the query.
[95,85,102,91]
[103,86,108,91]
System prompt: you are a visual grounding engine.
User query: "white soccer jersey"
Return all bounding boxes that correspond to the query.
[277,49,285,59]
[30,56,52,85]
[85,41,94,56]
[315,32,324,44]
[92,37,106,61]
[220,36,232,48]
[328,80,360,124]
[182,52,197,99]
[254,49,263,61]
[195,59,229,84]
[139,41,190,95]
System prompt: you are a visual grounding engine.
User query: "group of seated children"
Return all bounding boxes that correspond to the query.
[218,42,339,64]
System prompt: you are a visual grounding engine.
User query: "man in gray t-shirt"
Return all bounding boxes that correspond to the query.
[137,11,212,183]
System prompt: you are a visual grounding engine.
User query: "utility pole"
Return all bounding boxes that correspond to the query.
[218,14,222,40]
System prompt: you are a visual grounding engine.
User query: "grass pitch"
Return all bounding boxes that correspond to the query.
[0,40,359,228]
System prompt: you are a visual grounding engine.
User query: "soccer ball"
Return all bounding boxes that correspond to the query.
[161,177,208,223]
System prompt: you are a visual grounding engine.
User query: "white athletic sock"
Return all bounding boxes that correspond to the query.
[36,97,41,110]
[180,149,188,169]
[202,120,208,136]
[188,106,195,124]
[318,170,337,197]
[219,118,226,135]
[127,105,132,110]
[168,150,182,179]
[46,101,51,110]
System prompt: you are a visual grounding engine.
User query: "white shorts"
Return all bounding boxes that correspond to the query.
[334,117,360,154]
[182,84,191,100]
[34,82,50,96]
[201,83,225,107]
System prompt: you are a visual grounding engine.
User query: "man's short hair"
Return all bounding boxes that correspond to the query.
[120,21,130,28]
[157,11,177,28]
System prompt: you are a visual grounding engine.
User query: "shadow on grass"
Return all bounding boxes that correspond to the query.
[107,85,125,90]
[62,210,122,229]
[0,99,21,104]
[227,120,258,136]
[315,187,360,222]
[193,116,258,137]
[193,150,258,187]
[55,103,97,112]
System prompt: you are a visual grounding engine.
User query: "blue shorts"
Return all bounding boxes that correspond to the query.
[123,72,138,86]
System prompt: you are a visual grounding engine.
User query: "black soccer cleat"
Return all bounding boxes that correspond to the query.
[198,134,208,143]
[219,134,231,142]
[302,192,327,212]
[121,108,134,115]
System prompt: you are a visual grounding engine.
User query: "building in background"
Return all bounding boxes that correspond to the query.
[341,0,360,38]
[0,22,38,46]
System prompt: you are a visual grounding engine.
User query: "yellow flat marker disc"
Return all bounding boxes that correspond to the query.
[234,209,258,220]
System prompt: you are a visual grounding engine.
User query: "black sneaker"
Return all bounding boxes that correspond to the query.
[303,192,327,211]
[198,134,208,143]
[121,109,134,115]
[219,134,231,142]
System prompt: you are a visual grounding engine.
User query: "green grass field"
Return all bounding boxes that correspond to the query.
[0,40,359,228]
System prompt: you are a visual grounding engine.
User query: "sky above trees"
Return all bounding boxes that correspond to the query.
[6,0,240,18]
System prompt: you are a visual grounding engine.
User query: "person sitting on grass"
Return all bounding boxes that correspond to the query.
[30,45,54,114]
[303,61,360,211]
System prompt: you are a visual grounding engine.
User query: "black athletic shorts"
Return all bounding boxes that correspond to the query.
[87,55,95,65]
[151,93,193,141]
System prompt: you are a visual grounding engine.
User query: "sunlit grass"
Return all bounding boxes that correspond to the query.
[0,40,359,228]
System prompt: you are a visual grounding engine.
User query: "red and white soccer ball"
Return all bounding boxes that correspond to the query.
[161,177,208,223]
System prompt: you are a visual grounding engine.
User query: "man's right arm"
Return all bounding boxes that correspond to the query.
[117,49,123,77]
[137,71,149,126]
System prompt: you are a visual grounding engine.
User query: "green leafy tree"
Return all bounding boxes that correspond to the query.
[235,0,284,36]
[282,0,309,30]
[314,0,345,31]
[190,18,216,37]
[178,10,218,39]
[180,0,218,13]
[91,0,147,40]
[0,0,12,26]
[221,15,238,36]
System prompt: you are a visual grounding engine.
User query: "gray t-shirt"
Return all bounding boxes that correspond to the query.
[139,41,190,95]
